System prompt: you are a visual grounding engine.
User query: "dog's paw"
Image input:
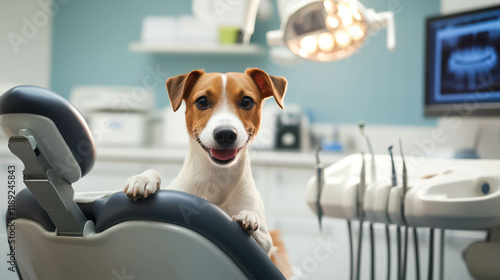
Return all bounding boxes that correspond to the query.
[124,174,159,201]
[233,210,260,233]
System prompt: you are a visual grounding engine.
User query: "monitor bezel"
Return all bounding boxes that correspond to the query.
[425,4,500,117]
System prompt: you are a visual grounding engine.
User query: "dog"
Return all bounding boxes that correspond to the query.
[123,68,287,254]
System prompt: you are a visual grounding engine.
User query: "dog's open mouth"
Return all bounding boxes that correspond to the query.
[197,137,241,165]
[210,148,238,164]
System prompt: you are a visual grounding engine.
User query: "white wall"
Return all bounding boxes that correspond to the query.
[441,0,500,14]
[0,3,52,279]
[0,1,52,91]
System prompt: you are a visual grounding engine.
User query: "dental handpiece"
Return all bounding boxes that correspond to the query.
[358,152,366,219]
[399,139,407,196]
[358,121,376,182]
[400,139,409,280]
[389,145,397,187]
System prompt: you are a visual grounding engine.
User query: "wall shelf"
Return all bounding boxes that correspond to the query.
[129,42,266,55]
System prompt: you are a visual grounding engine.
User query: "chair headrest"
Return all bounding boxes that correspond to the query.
[0,85,96,182]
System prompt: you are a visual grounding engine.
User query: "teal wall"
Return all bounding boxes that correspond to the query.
[51,0,439,125]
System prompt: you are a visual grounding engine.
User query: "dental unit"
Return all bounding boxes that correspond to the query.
[315,146,356,280]
[398,139,421,280]
[306,143,500,279]
[315,147,325,231]
[399,140,408,280]
[355,152,366,280]
[359,122,376,280]
[389,145,401,280]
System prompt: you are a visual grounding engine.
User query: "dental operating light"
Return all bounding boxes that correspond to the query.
[267,0,395,62]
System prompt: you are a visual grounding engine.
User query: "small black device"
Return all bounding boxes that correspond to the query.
[275,112,301,150]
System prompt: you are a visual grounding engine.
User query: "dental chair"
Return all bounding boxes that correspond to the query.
[0,86,285,280]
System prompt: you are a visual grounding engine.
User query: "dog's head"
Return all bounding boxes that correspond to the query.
[166,68,287,167]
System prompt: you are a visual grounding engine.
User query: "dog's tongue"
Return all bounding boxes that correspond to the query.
[210,149,237,161]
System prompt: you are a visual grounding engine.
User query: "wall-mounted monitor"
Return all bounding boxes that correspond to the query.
[425,5,500,117]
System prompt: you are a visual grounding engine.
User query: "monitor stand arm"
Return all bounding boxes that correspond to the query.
[8,135,90,237]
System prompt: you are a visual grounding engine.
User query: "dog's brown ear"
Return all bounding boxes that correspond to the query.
[245,68,287,109]
[166,70,204,112]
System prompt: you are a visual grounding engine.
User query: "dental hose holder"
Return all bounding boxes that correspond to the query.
[315,147,324,231]
[400,139,409,226]
[399,140,410,280]
[357,152,366,220]
[353,152,367,280]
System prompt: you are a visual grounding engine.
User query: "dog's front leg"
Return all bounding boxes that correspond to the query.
[251,224,273,255]
[124,169,161,201]
[232,210,273,254]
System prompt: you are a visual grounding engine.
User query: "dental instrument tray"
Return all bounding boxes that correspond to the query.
[305,153,500,279]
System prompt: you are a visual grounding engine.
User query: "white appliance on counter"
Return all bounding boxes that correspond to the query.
[141,15,218,44]
[70,86,155,147]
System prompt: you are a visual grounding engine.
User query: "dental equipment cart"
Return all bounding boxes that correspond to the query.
[307,153,500,280]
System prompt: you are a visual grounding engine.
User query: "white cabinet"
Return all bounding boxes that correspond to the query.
[74,161,185,193]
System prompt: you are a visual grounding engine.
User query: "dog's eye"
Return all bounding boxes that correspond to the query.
[240,96,254,110]
[195,96,210,110]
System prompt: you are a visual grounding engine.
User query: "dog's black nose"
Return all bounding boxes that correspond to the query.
[214,126,238,147]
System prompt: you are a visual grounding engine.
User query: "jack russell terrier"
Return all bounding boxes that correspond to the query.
[123,68,287,254]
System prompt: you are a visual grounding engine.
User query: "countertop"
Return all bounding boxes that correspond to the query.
[0,143,345,169]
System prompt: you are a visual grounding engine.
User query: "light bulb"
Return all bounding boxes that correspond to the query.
[300,35,317,53]
[335,30,351,47]
[326,15,339,29]
[341,14,353,26]
[324,0,333,13]
[337,2,353,26]
[298,48,308,57]
[318,32,335,52]
[348,24,364,40]
[337,3,349,17]
[350,6,362,21]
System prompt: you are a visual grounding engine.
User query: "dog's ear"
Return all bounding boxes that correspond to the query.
[166,70,205,112]
[245,68,287,109]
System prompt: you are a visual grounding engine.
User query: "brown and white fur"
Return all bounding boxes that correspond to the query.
[123,68,287,255]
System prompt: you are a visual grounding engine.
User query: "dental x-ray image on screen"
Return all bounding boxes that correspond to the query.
[426,6,500,110]
[440,20,500,94]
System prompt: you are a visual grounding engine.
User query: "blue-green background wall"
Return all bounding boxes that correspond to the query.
[50,0,439,125]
